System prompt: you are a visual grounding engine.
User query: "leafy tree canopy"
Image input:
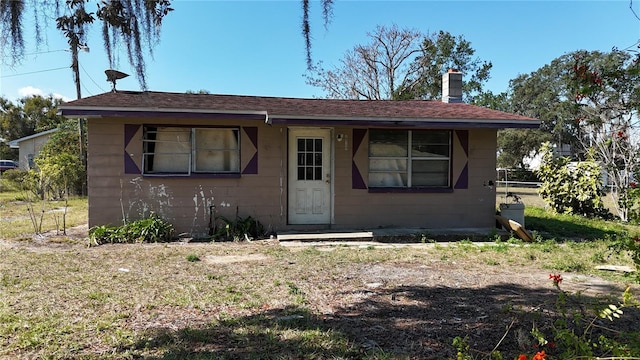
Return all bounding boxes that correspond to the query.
[305,25,492,101]
[0,95,65,142]
[394,30,492,101]
[0,94,66,161]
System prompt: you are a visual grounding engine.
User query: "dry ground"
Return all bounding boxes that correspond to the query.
[1,228,638,359]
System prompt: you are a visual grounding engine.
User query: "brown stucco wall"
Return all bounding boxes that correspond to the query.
[87,117,497,236]
[332,127,497,229]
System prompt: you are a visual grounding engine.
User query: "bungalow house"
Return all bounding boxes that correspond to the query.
[8,128,59,170]
[58,72,540,237]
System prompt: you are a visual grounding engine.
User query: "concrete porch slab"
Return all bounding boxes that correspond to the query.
[277,227,496,242]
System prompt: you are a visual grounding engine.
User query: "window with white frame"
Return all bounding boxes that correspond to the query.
[368,130,451,188]
[143,126,240,175]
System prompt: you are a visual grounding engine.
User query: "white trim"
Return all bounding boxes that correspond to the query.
[8,128,59,148]
[59,105,269,117]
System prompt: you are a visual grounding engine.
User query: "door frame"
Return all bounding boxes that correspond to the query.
[287,127,334,225]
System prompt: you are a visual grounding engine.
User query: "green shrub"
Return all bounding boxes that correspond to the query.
[89,213,174,245]
[536,142,610,218]
[1,168,28,190]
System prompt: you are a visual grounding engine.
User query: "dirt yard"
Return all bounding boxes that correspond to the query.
[1,225,638,359]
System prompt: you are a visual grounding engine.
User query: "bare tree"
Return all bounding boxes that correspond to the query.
[305,24,422,100]
[571,50,640,221]
[306,25,492,101]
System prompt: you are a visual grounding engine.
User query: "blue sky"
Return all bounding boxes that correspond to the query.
[0,1,639,102]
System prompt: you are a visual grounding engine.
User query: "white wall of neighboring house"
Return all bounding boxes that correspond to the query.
[8,129,59,170]
[525,143,572,171]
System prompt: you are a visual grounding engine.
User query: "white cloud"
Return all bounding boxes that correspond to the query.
[18,86,44,97]
[17,86,72,102]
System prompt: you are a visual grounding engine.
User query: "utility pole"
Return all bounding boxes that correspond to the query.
[71,41,88,196]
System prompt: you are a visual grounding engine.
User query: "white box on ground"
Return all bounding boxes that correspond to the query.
[499,203,525,228]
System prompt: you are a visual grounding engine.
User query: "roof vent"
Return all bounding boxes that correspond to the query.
[442,69,463,103]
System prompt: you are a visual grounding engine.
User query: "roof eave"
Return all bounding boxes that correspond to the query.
[268,115,540,129]
[58,106,269,121]
[57,107,540,129]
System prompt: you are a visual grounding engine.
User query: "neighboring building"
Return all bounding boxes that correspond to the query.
[8,128,59,170]
[58,71,540,237]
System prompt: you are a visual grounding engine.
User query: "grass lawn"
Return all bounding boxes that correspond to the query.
[0,179,88,239]
[1,239,639,359]
[1,183,639,359]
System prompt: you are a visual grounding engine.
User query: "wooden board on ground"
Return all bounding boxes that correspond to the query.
[495,215,534,242]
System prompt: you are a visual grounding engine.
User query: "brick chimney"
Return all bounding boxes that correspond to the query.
[442,69,463,103]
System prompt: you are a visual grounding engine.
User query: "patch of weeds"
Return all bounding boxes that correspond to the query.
[301,247,321,256]
[89,212,174,245]
[286,281,302,295]
[490,241,510,253]
[212,214,265,241]
[506,237,523,245]
[416,232,435,243]
[487,228,502,242]
[485,259,500,266]
[535,239,559,253]
[87,291,110,301]
[455,240,477,252]
[552,259,586,273]
[186,254,200,262]
[0,273,20,287]
[263,246,289,258]
[590,251,606,263]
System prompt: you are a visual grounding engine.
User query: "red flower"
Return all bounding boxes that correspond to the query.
[549,273,563,285]
[630,182,637,189]
[533,350,547,360]
[518,355,528,360]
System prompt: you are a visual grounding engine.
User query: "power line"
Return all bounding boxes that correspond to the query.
[81,81,93,97]
[0,66,68,78]
[80,63,106,93]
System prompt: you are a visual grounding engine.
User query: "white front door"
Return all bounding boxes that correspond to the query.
[288,128,332,224]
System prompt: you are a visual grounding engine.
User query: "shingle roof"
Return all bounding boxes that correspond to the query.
[58,91,539,128]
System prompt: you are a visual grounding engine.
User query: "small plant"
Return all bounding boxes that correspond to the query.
[88,213,174,245]
[415,232,435,243]
[186,254,200,262]
[454,273,640,359]
[286,281,302,295]
[212,213,265,241]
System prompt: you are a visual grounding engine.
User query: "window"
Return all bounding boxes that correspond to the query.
[297,138,323,180]
[368,130,451,188]
[143,126,240,175]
